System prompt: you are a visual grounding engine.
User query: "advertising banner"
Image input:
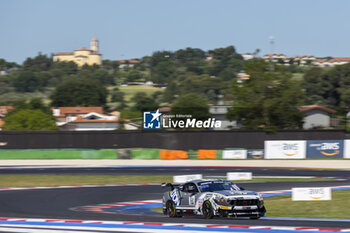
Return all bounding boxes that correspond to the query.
[292,187,331,201]
[222,150,247,159]
[247,150,264,159]
[344,140,350,158]
[306,140,343,158]
[264,140,306,159]
[173,174,202,183]
[227,172,252,180]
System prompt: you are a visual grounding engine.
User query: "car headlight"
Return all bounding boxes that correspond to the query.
[213,194,230,205]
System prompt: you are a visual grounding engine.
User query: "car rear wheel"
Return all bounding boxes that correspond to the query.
[166,200,177,218]
[202,200,214,219]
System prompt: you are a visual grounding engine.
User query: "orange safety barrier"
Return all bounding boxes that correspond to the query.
[160,150,188,160]
[197,149,217,159]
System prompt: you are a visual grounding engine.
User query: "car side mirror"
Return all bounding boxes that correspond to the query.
[239,187,245,190]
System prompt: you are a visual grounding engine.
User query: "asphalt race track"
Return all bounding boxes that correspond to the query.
[0,166,349,229]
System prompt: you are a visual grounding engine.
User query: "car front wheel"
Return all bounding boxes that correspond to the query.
[202,200,214,219]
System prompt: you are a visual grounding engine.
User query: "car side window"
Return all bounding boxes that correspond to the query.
[184,183,199,193]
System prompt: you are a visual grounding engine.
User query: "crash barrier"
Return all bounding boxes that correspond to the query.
[160,150,188,160]
[0,130,347,150]
[222,149,247,159]
[264,139,350,159]
[292,187,332,201]
[130,149,159,159]
[173,174,203,183]
[227,172,252,180]
[197,150,217,159]
[0,149,117,159]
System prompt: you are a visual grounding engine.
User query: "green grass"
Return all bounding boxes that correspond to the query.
[0,175,173,187]
[265,190,350,219]
[0,175,336,187]
[0,149,117,159]
[114,86,164,101]
[291,73,304,80]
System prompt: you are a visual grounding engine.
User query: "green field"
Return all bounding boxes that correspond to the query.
[265,190,350,218]
[0,175,335,187]
[113,85,164,101]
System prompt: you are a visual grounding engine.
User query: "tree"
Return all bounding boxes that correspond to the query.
[127,70,143,82]
[12,71,44,92]
[50,78,107,107]
[52,61,78,75]
[3,109,57,131]
[11,99,53,115]
[102,60,119,70]
[0,59,19,69]
[132,92,159,112]
[227,60,305,130]
[23,54,52,71]
[302,63,350,113]
[171,93,211,121]
[151,60,176,84]
[302,67,325,105]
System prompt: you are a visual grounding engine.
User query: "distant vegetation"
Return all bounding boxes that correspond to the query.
[1,45,350,130]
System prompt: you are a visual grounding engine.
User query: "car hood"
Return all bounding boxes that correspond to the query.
[213,190,258,197]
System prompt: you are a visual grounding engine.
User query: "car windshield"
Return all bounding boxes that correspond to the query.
[198,181,240,192]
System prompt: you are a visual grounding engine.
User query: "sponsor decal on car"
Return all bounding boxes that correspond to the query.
[169,188,182,206]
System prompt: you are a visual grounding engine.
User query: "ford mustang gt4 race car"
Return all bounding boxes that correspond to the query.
[162,179,266,219]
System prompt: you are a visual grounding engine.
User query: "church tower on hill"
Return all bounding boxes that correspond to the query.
[53,37,102,67]
[91,36,98,52]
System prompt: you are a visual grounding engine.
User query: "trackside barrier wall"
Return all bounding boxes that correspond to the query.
[130,149,160,159]
[197,150,217,159]
[0,149,117,159]
[306,140,344,158]
[222,149,247,159]
[264,140,307,159]
[343,140,350,158]
[0,130,347,150]
[160,150,188,160]
[265,140,350,158]
[247,149,264,159]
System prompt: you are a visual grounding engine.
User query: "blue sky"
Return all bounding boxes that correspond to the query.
[1,0,350,64]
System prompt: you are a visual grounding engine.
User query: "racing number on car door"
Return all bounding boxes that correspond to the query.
[183,183,199,207]
[189,195,196,206]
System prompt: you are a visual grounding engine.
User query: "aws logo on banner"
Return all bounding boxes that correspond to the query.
[282,143,299,156]
[319,143,340,156]
[309,188,326,200]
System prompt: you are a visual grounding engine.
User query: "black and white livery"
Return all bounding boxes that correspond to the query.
[162,179,266,219]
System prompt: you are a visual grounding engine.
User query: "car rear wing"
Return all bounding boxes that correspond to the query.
[161,182,180,190]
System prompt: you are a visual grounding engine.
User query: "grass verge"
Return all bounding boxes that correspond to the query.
[0,175,336,187]
[265,190,350,219]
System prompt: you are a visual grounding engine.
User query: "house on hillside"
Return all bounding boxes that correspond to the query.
[299,105,336,129]
[0,106,14,130]
[116,59,140,70]
[52,107,120,131]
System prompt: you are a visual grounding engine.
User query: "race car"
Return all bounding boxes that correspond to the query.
[161,179,266,219]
